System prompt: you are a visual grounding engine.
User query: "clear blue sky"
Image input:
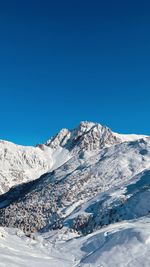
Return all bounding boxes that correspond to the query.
[0,0,150,145]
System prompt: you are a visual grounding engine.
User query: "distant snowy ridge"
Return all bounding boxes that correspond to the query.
[114,132,147,142]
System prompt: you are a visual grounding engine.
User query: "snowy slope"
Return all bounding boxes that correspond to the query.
[57,217,150,267]
[0,217,150,267]
[0,140,50,193]
[0,227,71,267]
[0,140,71,194]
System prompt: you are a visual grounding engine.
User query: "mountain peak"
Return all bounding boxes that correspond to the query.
[78,120,97,130]
[45,121,120,153]
[45,121,148,158]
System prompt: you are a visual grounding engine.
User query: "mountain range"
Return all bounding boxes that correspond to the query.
[0,121,150,267]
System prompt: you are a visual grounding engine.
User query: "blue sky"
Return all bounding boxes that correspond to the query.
[0,0,150,145]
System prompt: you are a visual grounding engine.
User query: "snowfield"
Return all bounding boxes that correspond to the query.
[0,121,149,266]
[0,217,150,267]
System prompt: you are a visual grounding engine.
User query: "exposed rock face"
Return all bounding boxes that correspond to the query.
[46,121,121,153]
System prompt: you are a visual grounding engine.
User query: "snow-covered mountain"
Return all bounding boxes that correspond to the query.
[0,121,149,266]
[0,135,150,234]
[0,121,146,194]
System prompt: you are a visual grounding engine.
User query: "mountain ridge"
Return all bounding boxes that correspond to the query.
[0,121,147,194]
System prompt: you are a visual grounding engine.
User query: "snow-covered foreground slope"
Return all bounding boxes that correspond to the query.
[0,227,71,267]
[1,217,150,267]
[62,216,150,267]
